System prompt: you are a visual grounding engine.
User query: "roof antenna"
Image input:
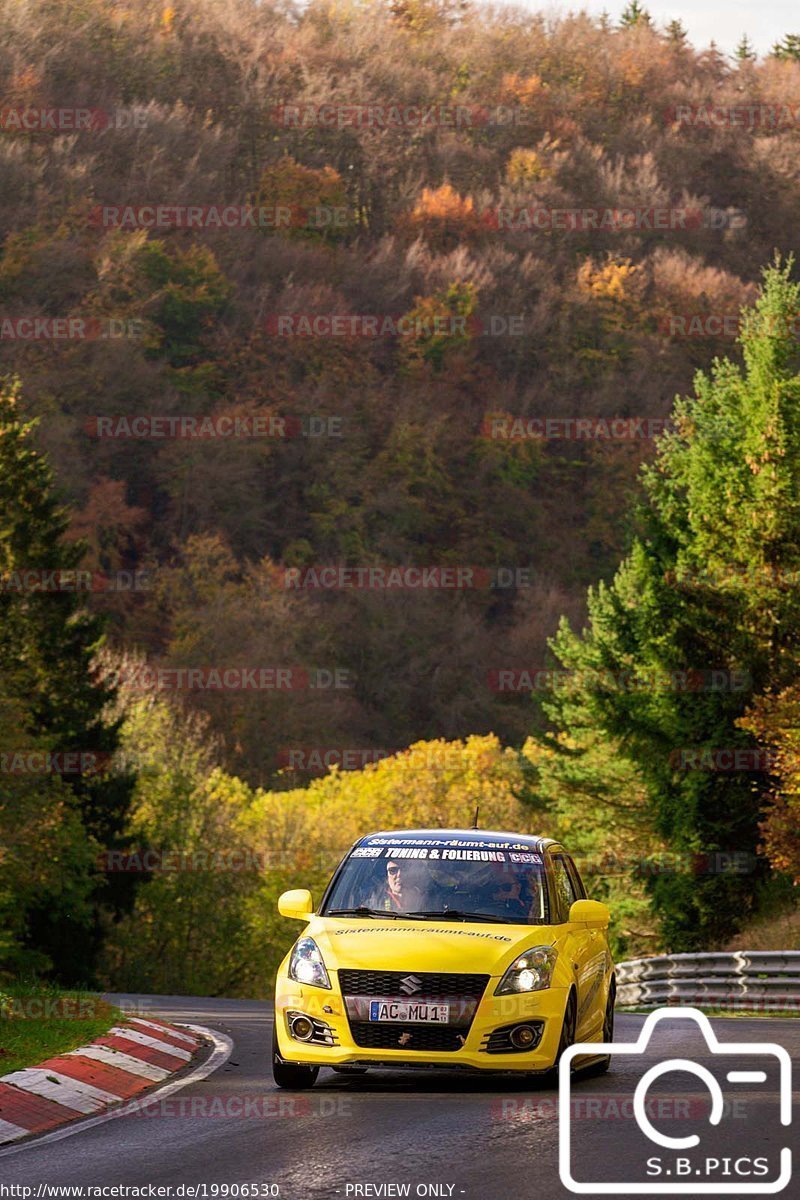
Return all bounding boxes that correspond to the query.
[472,803,480,830]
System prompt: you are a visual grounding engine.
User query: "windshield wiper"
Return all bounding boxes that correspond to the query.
[404,909,512,924]
[326,906,429,920]
[326,906,518,923]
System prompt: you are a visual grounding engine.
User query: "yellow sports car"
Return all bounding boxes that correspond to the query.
[272,828,615,1088]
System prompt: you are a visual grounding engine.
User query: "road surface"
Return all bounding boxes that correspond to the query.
[1,996,797,1199]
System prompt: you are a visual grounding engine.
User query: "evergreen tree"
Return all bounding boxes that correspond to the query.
[619,1,652,29]
[734,34,757,62]
[700,40,729,75]
[664,18,688,46]
[771,33,800,61]
[0,678,98,975]
[534,261,800,949]
[0,377,136,981]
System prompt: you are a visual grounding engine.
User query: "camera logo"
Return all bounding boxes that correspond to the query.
[559,1006,792,1194]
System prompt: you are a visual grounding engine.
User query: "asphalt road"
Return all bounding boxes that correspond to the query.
[1,996,797,1199]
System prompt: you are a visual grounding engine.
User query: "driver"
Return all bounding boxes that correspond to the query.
[370,857,426,913]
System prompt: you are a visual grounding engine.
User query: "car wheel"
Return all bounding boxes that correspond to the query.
[557,990,577,1063]
[272,1024,319,1090]
[594,984,615,1074]
[542,990,577,1085]
[579,983,615,1078]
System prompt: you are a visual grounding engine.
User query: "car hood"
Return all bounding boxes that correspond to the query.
[306,916,556,976]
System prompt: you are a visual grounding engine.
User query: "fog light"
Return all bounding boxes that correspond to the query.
[289,1014,314,1041]
[510,1024,537,1049]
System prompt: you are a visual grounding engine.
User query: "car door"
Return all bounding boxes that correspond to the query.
[565,851,610,1039]
[547,848,605,1040]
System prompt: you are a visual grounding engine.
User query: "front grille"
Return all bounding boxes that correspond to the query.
[348,1022,467,1051]
[338,970,489,999]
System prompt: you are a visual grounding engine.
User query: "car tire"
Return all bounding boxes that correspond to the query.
[557,989,577,1062]
[594,983,615,1075]
[542,990,577,1085]
[579,982,615,1078]
[272,1024,320,1090]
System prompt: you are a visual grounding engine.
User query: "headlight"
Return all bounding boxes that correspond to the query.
[495,946,557,995]
[288,937,331,989]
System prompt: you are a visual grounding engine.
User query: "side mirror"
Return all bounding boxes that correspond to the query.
[278,888,314,921]
[569,898,610,929]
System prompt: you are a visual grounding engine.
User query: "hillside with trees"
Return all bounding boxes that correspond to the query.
[1,0,799,988]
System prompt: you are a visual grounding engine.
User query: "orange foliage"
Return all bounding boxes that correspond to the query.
[253,155,349,242]
[401,183,487,250]
[500,72,546,104]
[398,281,478,371]
[740,688,800,883]
[67,477,148,575]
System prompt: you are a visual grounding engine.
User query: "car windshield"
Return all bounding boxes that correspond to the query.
[322,840,548,925]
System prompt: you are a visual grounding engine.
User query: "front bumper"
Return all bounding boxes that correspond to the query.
[275,973,571,1072]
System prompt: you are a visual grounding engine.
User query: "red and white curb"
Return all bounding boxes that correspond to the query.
[0,1017,230,1150]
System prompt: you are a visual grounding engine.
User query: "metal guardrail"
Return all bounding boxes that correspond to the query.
[615,951,800,1012]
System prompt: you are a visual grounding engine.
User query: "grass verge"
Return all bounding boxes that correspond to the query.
[0,981,122,1075]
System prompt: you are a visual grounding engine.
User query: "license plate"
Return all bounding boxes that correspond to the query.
[368,1000,450,1023]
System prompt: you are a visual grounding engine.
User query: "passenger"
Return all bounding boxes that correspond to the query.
[488,872,530,920]
[479,863,542,921]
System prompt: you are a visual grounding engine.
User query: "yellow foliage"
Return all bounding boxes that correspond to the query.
[506,147,551,184]
[389,0,469,34]
[577,257,638,303]
[241,735,546,873]
[160,6,176,35]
